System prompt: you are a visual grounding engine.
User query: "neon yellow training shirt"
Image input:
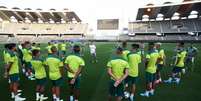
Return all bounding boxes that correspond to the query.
[146,50,159,74]
[31,58,47,79]
[176,50,187,67]
[61,43,66,51]
[44,55,63,80]
[107,56,129,80]
[3,50,10,64]
[46,45,52,54]
[64,54,85,78]
[127,52,141,77]
[122,49,130,61]
[158,49,165,65]
[8,52,19,75]
[22,48,32,62]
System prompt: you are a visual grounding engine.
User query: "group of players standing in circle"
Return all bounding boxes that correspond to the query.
[3,41,198,101]
[107,42,198,101]
[3,41,85,101]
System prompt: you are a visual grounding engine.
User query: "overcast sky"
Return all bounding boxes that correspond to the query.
[0,0,183,29]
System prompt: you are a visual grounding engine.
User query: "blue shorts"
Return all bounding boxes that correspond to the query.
[125,76,138,85]
[52,78,63,87]
[36,78,47,86]
[68,77,81,89]
[109,80,124,97]
[146,72,156,83]
[9,74,20,83]
[172,66,183,73]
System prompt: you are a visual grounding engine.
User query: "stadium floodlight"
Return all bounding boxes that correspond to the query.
[156,13,164,21]
[61,18,66,24]
[188,10,198,19]
[142,15,149,21]
[25,17,31,23]
[188,32,195,36]
[128,32,135,36]
[38,18,43,23]
[10,16,18,23]
[49,19,55,24]
[147,8,151,12]
[156,32,162,36]
[171,12,180,20]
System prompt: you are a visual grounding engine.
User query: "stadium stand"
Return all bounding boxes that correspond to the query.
[0,7,88,43]
[128,0,201,42]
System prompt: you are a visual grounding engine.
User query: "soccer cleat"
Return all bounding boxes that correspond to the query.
[12,93,22,99]
[14,95,26,101]
[140,91,149,97]
[149,90,154,96]
[40,95,48,101]
[17,90,22,93]
[36,93,40,101]
[70,96,74,101]
[28,76,36,80]
[130,94,134,101]
[172,78,180,84]
[124,91,130,99]
[164,78,172,83]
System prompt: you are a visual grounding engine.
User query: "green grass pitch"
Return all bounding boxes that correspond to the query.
[0,42,201,101]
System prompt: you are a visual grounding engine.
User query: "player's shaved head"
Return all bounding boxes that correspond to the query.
[73,45,80,53]
[32,49,40,56]
[148,42,155,50]
[51,46,57,53]
[131,44,140,49]
[116,47,123,54]
[8,43,16,51]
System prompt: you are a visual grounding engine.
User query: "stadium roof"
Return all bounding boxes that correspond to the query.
[0,7,81,22]
[136,0,201,20]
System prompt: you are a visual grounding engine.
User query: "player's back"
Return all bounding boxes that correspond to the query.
[146,50,159,73]
[31,58,46,79]
[45,55,63,80]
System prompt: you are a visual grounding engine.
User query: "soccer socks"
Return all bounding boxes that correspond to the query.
[11,92,15,99]
[12,92,22,99]
[164,77,172,83]
[130,94,134,101]
[173,78,181,84]
[140,91,149,97]
[36,92,40,101]
[53,94,57,100]
[149,89,154,96]
[124,91,130,98]
[40,94,48,101]
[14,94,26,101]
[70,96,74,101]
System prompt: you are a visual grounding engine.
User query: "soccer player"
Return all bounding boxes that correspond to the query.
[107,47,129,101]
[46,42,53,55]
[89,42,97,63]
[186,43,198,72]
[31,49,48,101]
[64,45,85,101]
[17,43,26,74]
[140,42,160,97]
[155,43,166,83]
[32,43,41,50]
[60,41,67,56]
[44,46,64,101]
[22,41,35,80]
[4,43,26,101]
[164,42,187,84]
[124,44,141,101]
[122,42,130,61]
